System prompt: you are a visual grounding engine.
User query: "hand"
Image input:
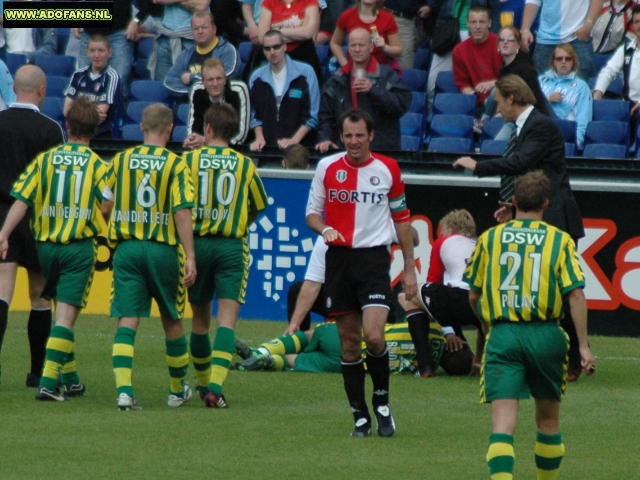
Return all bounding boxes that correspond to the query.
[247,23,260,45]
[250,138,266,152]
[402,267,418,302]
[71,28,84,39]
[469,360,481,376]
[182,133,204,150]
[183,257,197,288]
[474,81,495,94]
[353,78,372,93]
[580,345,596,375]
[574,23,592,42]
[494,201,513,223]
[373,36,386,49]
[452,156,477,172]
[0,234,9,260]
[125,20,139,41]
[521,30,534,50]
[315,140,338,153]
[445,334,467,352]
[417,5,431,19]
[548,92,563,103]
[631,102,640,116]
[180,72,192,86]
[321,227,345,245]
[277,138,296,150]
[284,323,300,336]
[592,90,604,100]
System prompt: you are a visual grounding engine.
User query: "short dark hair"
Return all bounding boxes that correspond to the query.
[67,96,100,139]
[439,347,474,375]
[192,11,216,27]
[467,5,490,20]
[264,29,285,44]
[142,103,173,134]
[282,144,309,169]
[514,170,550,212]
[87,33,110,49]
[339,108,374,134]
[495,75,536,106]
[204,103,238,142]
[632,4,640,18]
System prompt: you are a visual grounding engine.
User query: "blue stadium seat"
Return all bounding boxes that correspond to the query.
[238,41,253,64]
[130,80,170,103]
[433,93,476,116]
[316,44,330,66]
[592,99,630,122]
[435,70,457,94]
[125,101,152,124]
[6,53,27,75]
[401,135,422,151]
[136,37,155,59]
[176,103,190,126]
[480,139,508,155]
[585,120,629,146]
[481,116,506,142]
[40,97,65,122]
[400,112,424,138]
[171,125,188,142]
[46,76,70,98]
[565,143,576,157]
[553,119,577,144]
[583,143,628,159]
[413,48,430,70]
[592,54,612,75]
[35,55,76,77]
[57,28,70,54]
[428,137,473,153]
[402,68,427,92]
[132,58,151,80]
[409,92,426,114]
[589,75,624,98]
[121,124,144,141]
[430,114,474,141]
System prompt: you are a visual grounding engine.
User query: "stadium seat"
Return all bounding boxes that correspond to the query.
[57,28,70,54]
[589,75,623,98]
[592,99,630,122]
[136,37,155,59]
[129,80,171,103]
[432,93,476,116]
[40,97,65,122]
[430,114,474,141]
[401,135,422,151]
[316,44,330,66]
[171,125,188,142]
[46,76,70,98]
[132,58,151,80]
[481,116,506,142]
[400,112,424,138]
[435,70,457,94]
[413,48,430,70]
[125,101,152,124]
[480,139,508,155]
[409,91,427,114]
[176,103,190,126]
[427,137,473,153]
[585,120,629,146]
[35,55,76,77]
[5,53,27,75]
[121,124,144,141]
[583,143,628,159]
[592,53,612,75]
[403,68,427,92]
[238,41,253,64]
[565,143,576,157]
[553,119,577,144]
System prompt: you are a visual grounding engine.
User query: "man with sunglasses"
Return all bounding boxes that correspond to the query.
[248,29,320,152]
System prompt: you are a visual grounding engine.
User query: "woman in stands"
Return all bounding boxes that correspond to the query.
[539,43,593,149]
[330,0,403,74]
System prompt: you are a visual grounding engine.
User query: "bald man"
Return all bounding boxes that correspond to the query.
[0,65,65,388]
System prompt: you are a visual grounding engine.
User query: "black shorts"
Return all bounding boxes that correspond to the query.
[419,283,480,336]
[0,202,41,272]
[325,245,391,316]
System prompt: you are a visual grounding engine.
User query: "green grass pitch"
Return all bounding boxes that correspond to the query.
[0,313,639,479]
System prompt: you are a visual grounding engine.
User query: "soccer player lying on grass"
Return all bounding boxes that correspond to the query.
[232,321,445,375]
[0,96,113,401]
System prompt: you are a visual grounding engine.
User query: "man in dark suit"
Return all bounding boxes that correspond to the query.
[453,74,585,381]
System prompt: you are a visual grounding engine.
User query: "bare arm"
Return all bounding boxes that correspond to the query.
[173,208,197,288]
[374,32,402,59]
[330,28,348,66]
[395,221,417,301]
[279,6,320,42]
[101,200,113,222]
[575,0,605,42]
[306,212,345,244]
[242,3,260,45]
[277,125,310,149]
[0,200,29,259]
[285,280,323,334]
[257,8,273,43]
[568,287,596,374]
[520,3,540,49]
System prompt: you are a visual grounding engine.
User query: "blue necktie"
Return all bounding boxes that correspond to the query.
[499,124,518,202]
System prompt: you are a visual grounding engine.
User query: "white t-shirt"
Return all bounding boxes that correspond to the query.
[5,28,34,54]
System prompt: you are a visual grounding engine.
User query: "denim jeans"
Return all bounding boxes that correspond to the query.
[532,39,594,81]
[154,36,193,85]
[79,30,134,99]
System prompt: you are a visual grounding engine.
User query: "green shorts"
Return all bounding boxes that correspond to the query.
[481,322,569,403]
[111,240,185,321]
[293,351,342,373]
[37,239,96,308]
[188,235,249,305]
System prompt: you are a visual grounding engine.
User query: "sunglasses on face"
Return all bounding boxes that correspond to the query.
[498,36,517,42]
[554,56,573,62]
[263,44,283,52]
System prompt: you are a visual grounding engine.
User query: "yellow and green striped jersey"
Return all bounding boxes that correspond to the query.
[183,146,268,238]
[464,219,584,324]
[11,143,111,243]
[106,145,194,246]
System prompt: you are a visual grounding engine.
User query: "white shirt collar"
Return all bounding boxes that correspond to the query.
[8,101,40,112]
[515,105,535,135]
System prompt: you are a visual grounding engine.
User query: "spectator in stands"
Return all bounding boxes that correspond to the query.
[594,5,640,134]
[380,0,426,70]
[164,12,241,99]
[64,34,123,139]
[316,7,336,45]
[208,0,246,47]
[316,28,410,152]
[256,0,324,84]
[249,30,320,151]
[0,59,15,110]
[521,0,603,80]
[74,0,150,101]
[424,0,501,111]
[452,6,502,115]
[592,0,638,55]
[183,58,249,149]
[149,0,210,83]
[539,43,592,149]
[330,0,403,74]
[4,28,57,64]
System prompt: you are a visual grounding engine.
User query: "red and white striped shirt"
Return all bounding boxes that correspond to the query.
[427,234,476,290]
[306,152,410,248]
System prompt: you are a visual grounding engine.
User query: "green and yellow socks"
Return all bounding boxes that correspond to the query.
[209,326,234,396]
[258,331,309,356]
[487,433,515,479]
[535,432,564,480]
[112,327,136,397]
[190,331,212,397]
[166,336,189,396]
[40,325,78,391]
